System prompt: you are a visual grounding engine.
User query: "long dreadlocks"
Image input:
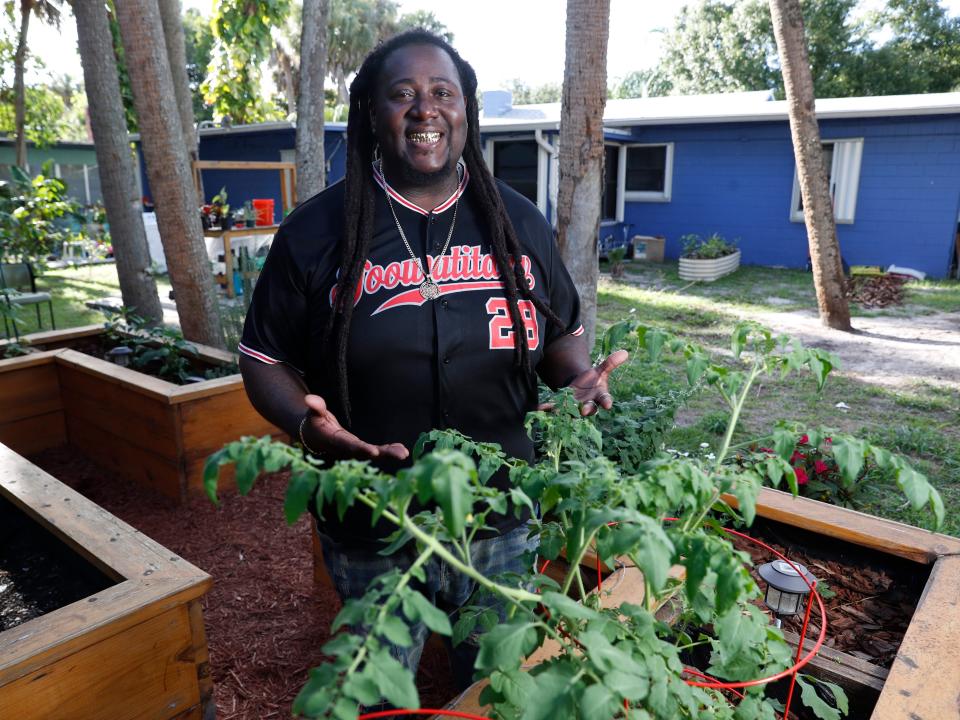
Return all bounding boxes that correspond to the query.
[324,29,564,426]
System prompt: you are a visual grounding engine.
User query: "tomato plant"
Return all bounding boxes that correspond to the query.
[205,322,942,719]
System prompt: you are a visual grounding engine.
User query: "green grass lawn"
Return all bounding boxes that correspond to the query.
[5,263,173,336]
[599,260,960,535]
[9,261,960,535]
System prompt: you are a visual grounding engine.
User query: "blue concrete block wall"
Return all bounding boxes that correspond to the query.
[621,115,960,278]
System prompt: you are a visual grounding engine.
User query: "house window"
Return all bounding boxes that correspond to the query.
[57,164,90,204]
[493,140,538,205]
[790,138,863,224]
[624,143,673,202]
[601,144,620,221]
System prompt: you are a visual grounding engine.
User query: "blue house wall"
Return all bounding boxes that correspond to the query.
[137,125,348,215]
[619,114,960,278]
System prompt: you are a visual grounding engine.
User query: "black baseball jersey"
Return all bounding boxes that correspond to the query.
[240,164,583,543]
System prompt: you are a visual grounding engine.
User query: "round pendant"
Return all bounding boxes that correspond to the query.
[419,281,440,300]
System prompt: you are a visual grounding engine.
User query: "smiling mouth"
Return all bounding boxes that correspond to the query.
[407,131,442,144]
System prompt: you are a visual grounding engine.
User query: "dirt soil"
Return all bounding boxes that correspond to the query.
[0,495,113,631]
[27,447,458,720]
[744,308,960,391]
[728,529,921,669]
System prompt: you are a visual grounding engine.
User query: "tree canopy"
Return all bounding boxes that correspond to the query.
[627,0,960,99]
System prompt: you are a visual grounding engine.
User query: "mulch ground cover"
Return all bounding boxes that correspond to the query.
[26,446,459,719]
[729,527,920,668]
[845,275,907,308]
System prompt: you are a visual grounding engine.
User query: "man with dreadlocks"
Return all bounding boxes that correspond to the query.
[238,30,627,692]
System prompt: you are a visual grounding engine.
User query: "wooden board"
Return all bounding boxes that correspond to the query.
[727,487,960,563]
[178,387,284,494]
[0,442,212,713]
[55,348,174,401]
[870,555,960,719]
[0,355,61,424]
[0,605,202,720]
[0,324,103,352]
[65,415,184,501]
[59,381,180,458]
[0,409,66,455]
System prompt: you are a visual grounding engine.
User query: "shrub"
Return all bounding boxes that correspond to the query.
[680,233,738,260]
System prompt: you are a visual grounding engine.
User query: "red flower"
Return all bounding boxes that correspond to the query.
[814,460,829,475]
[794,466,809,485]
[824,437,832,444]
[799,434,809,445]
[790,451,806,463]
[759,447,774,455]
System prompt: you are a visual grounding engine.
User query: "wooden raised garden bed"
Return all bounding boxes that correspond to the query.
[444,488,960,719]
[0,441,213,719]
[0,325,283,502]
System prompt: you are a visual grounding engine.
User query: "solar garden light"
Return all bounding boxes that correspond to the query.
[106,346,133,367]
[758,560,817,628]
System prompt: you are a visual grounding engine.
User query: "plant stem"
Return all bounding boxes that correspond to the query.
[561,525,600,598]
[341,540,437,682]
[355,492,541,605]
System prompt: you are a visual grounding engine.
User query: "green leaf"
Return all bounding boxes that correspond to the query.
[378,614,414,647]
[642,328,669,363]
[475,622,538,670]
[203,448,230,503]
[367,646,419,709]
[831,437,866,486]
[404,589,452,636]
[627,518,674,593]
[234,445,262,495]
[685,351,709,386]
[578,683,619,720]
[343,671,382,707]
[283,469,318,525]
[773,427,797,463]
[452,610,478,647]
[541,591,601,622]
[795,674,847,720]
[602,319,637,356]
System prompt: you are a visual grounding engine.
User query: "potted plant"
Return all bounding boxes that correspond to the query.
[210,186,229,229]
[678,233,741,281]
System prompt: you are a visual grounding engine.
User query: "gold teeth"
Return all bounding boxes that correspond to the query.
[408,132,441,143]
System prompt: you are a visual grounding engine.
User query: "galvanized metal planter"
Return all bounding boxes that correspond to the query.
[678,249,741,281]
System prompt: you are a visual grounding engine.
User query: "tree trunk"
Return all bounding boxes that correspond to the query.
[158,0,202,204]
[14,0,32,169]
[114,0,224,348]
[72,0,163,326]
[769,0,852,331]
[556,0,610,350]
[296,0,328,201]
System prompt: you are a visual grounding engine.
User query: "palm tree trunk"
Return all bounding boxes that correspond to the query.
[14,0,32,169]
[769,0,852,331]
[158,0,202,204]
[72,0,163,326]
[114,0,224,348]
[556,0,610,350]
[296,0,328,201]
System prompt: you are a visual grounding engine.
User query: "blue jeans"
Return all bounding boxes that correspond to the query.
[318,522,538,694]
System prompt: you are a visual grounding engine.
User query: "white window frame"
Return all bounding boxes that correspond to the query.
[623,142,674,203]
[790,138,863,225]
[601,143,625,224]
[486,137,548,216]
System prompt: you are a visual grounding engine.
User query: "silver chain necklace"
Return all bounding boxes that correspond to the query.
[380,159,460,301]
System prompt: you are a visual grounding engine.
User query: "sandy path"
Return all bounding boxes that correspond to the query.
[744,308,960,391]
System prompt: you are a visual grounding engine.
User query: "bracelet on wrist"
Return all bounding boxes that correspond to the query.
[298,414,320,455]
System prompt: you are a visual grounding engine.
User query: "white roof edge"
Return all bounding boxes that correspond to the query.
[130,120,348,142]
